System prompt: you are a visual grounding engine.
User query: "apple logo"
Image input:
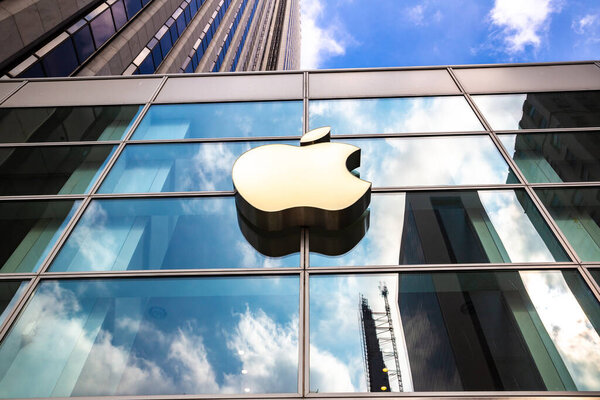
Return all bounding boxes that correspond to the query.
[232,126,371,232]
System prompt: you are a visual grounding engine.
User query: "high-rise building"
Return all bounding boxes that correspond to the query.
[0,0,300,78]
[0,61,599,400]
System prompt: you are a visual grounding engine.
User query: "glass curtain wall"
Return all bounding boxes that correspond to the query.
[0,68,599,400]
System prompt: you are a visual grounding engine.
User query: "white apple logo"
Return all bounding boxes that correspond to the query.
[232,127,371,231]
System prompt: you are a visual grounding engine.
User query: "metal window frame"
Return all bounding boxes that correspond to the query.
[0,62,600,399]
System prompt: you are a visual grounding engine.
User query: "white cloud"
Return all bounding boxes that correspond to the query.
[489,0,563,53]
[301,0,350,69]
[572,14,598,34]
[407,5,426,25]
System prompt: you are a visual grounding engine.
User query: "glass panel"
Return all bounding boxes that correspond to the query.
[309,96,483,134]
[0,106,142,143]
[343,136,517,187]
[111,0,128,30]
[40,39,79,77]
[590,269,600,287]
[500,132,600,183]
[0,281,28,326]
[71,25,95,63]
[310,191,569,266]
[50,197,300,271]
[310,270,600,392]
[0,276,299,397]
[473,91,600,130]
[99,140,294,193]
[0,200,79,273]
[90,8,116,48]
[536,188,600,261]
[0,145,115,195]
[131,101,303,140]
[123,0,142,18]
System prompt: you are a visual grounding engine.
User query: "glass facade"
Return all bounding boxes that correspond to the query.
[0,65,599,399]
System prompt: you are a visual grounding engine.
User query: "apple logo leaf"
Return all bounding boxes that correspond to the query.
[232,126,371,231]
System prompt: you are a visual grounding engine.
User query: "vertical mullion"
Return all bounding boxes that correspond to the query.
[302,270,310,397]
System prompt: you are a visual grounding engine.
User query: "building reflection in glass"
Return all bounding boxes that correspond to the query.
[310,191,569,267]
[310,270,600,392]
[536,188,600,261]
[473,91,600,131]
[500,132,600,183]
[0,276,299,397]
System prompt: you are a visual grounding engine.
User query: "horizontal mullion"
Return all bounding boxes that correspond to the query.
[529,182,600,188]
[329,130,490,139]
[40,268,302,279]
[372,184,525,192]
[0,273,36,280]
[0,194,87,201]
[494,126,600,134]
[306,263,580,274]
[124,136,302,144]
[0,141,122,148]
[90,190,236,198]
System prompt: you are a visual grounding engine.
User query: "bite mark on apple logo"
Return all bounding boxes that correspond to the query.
[232,126,371,231]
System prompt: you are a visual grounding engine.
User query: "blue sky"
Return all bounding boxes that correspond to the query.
[300,0,600,69]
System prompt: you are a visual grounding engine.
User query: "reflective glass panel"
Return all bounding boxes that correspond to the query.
[89,8,116,48]
[310,191,569,266]
[310,271,600,392]
[0,145,115,195]
[536,188,600,261]
[50,197,300,271]
[309,96,483,134]
[0,106,142,143]
[343,136,517,187]
[500,132,600,183]
[0,276,299,397]
[473,91,600,130]
[99,140,294,193]
[40,39,78,77]
[0,200,80,273]
[0,281,28,326]
[131,101,303,140]
[590,269,600,286]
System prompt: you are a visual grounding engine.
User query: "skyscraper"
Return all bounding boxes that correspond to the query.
[0,0,300,78]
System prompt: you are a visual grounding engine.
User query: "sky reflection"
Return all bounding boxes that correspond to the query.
[0,277,299,397]
[309,96,483,134]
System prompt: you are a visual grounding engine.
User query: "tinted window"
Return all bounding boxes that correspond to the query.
[41,39,78,77]
[0,106,141,143]
[536,188,600,261]
[90,8,116,48]
[311,270,600,392]
[132,101,303,140]
[309,96,483,134]
[0,145,115,195]
[310,191,569,266]
[0,281,28,326]
[0,200,80,273]
[99,140,294,193]
[500,132,600,183]
[473,91,600,130]
[50,197,300,271]
[0,276,299,397]
[342,136,517,187]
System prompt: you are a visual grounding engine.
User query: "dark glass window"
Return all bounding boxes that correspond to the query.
[70,24,95,63]
[310,270,600,392]
[0,105,142,143]
[310,191,569,266]
[137,52,155,74]
[40,38,79,77]
[342,136,517,187]
[110,0,128,30]
[536,188,600,261]
[157,27,173,58]
[0,200,80,273]
[132,101,303,140]
[500,132,600,183]
[50,197,300,271]
[309,96,483,134]
[0,276,299,397]
[99,140,294,193]
[0,145,115,195]
[0,281,28,326]
[90,7,116,48]
[473,91,600,130]
[123,0,142,17]
[18,60,45,78]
